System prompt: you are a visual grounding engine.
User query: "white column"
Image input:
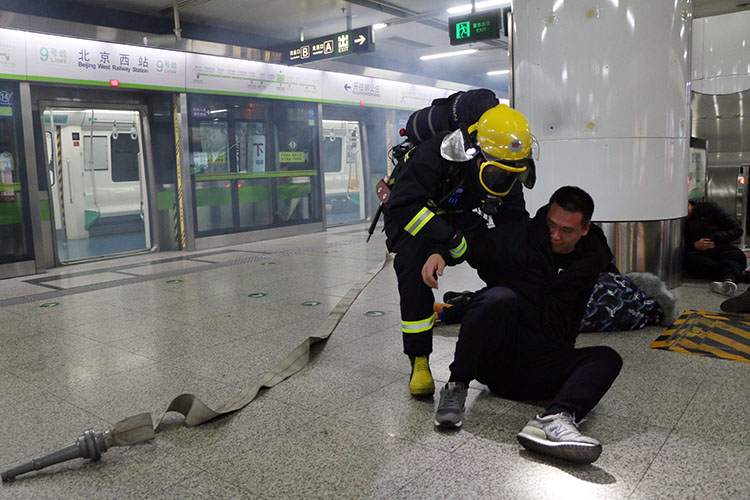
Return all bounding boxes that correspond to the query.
[692,10,750,95]
[512,0,692,284]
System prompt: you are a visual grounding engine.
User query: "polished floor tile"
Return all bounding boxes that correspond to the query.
[630,430,750,500]
[211,417,448,500]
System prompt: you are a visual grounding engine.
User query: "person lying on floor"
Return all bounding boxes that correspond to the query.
[436,270,679,332]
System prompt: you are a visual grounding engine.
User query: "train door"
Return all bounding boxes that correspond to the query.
[321,119,365,225]
[41,105,151,263]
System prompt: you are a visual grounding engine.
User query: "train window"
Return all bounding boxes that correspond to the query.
[82,135,109,171]
[111,135,140,182]
[322,137,343,173]
[196,121,229,174]
[234,122,265,173]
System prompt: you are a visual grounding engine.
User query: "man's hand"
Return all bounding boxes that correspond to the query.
[422,253,446,289]
[694,238,715,251]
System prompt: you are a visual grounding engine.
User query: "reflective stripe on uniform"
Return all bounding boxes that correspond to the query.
[402,315,435,333]
[434,208,463,215]
[404,207,435,236]
[449,236,467,259]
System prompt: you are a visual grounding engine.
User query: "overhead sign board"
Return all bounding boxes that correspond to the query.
[186,53,323,100]
[24,31,186,90]
[0,29,27,79]
[283,26,374,65]
[449,9,502,45]
[2,27,468,110]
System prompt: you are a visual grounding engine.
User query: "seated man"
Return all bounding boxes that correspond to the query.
[684,199,746,296]
[423,186,622,464]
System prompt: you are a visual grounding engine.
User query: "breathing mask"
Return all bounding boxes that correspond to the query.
[439,104,538,215]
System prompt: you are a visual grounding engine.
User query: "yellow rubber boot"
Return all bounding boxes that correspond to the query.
[409,355,435,396]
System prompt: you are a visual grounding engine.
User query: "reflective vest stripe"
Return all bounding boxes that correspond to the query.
[432,208,463,215]
[449,236,468,259]
[402,315,435,333]
[405,207,434,236]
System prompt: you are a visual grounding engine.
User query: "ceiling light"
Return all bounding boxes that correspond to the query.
[487,69,510,75]
[420,48,478,60]
[372,22,389,30]
[446,0,511,15]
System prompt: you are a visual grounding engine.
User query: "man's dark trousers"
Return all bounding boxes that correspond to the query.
[684,246,746,283]
[448,286,623,418]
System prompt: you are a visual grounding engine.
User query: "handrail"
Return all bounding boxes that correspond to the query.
[194,170,317,181]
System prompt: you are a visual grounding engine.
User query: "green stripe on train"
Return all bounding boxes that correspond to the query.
[194,170,317,181]
[0,200,22,225]
[0,199,49,224]
[0,186,311,225]
[158,190,177,211]
[194,184,310,207]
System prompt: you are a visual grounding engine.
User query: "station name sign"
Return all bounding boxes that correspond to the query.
[283,26,374,65]
[448,9,504,45]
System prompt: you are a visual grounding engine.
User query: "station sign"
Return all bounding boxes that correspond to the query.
[23,30,185,91]
[283,26,374,66]
[448,9,502,45]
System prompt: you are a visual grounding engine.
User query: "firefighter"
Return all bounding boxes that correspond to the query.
[383,104,537,396]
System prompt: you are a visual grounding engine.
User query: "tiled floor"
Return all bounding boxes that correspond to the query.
[1,224,748,499]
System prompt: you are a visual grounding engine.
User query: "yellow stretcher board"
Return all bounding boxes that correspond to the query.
[650,310,750,364]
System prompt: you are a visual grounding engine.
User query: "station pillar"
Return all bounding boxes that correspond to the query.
[512,0,692,287]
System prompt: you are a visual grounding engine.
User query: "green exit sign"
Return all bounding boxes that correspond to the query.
[449,9,502,46]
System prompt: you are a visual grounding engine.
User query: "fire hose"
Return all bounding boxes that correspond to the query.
[2,252,391,482]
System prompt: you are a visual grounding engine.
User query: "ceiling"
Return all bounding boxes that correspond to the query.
[50,0,515,93]
[9,0,750,96]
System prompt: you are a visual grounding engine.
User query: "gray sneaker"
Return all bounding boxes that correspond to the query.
[434,382,467,428]
[516,412,602,464]
[710,280,738,296]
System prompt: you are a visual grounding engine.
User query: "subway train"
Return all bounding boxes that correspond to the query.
[0,23,453,277]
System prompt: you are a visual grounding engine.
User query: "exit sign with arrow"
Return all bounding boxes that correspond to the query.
[283,26,374,66]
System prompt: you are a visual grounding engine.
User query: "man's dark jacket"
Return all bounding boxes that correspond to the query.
[685,201,743,253]
[460,205,613,348]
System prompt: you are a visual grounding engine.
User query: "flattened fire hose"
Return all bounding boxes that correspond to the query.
[2,252,391,482]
